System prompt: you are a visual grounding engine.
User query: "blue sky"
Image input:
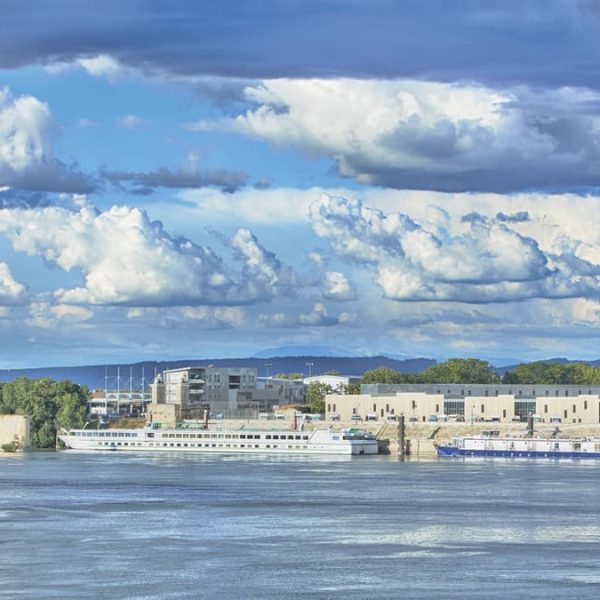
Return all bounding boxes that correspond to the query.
[1,1,600,367]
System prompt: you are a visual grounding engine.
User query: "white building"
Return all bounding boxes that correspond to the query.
[326,383,600,425]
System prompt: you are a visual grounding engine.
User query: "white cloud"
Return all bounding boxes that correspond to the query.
[0,203,301,307]
[231,228,297,297]
[78,55,126,80]
[0,262,26,304]
[195,78,600,192]
[27,302,93,328]
[125,305,246,329]
[45,54,127,80]
[259,302,349,327]
[0,87,50,175]
[0,87,92,193]
[323,271,356,301]
[310,193,600,303]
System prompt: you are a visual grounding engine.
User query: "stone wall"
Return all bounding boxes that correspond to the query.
[0,415,30,450]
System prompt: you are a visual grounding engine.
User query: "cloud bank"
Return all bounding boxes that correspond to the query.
[197,79,600,193]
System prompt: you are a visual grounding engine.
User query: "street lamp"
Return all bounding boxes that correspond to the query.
[305,362,314,378]
[265,363,272,379]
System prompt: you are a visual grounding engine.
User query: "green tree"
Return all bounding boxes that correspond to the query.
[0,377,90,448]
[503,361,600,385]
[304,382,332,413]
[361,366,410,384]
[420,358,500,384]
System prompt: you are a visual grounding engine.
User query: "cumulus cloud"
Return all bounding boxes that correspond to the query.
[196,78,600,193]
[0,204,297,307]
[0,262,26,305]
[0,87,94,193]
[310,193,600,304]
[231,228,297,298]
[323,271,356,301]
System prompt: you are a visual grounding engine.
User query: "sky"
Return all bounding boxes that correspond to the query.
[2,0,600,367]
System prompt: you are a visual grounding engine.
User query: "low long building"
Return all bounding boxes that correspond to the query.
[326,383,600,425]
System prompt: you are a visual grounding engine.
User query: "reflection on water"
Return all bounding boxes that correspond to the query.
[1,452,600,599]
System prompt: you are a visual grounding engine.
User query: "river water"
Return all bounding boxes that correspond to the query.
[1,451,600,599]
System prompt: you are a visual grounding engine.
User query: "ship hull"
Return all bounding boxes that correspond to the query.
[436,445,600,459]
[58,427,379,456]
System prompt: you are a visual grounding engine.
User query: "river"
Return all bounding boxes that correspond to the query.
[1,451,599,599]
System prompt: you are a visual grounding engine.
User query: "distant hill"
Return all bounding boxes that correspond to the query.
[0,356,436,390]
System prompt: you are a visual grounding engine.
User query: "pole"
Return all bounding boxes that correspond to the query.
[398,413,406,459]
[527,413,534,438]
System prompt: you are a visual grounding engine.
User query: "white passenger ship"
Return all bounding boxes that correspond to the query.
[435,430,600,459]
[58,426,379,455]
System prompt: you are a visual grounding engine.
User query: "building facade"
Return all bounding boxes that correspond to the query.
[326,383,600,424]
[151,366,257,417]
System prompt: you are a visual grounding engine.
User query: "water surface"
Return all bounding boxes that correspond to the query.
[1,452,599,599]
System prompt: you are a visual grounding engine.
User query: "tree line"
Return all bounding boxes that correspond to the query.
[360,359,600,386]
[0,378,89,448]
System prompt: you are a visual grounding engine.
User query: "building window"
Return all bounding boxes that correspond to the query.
[573,405,576,414]
[327,404,331,412]
[503,409,506,418]
[584,400,588,410]
[435,404,439,413]
[352,408,356,415]
[481,404,485,413]
[544,404,548,414]
[373,404,376,412]
[386,403,389,412]
[514,401,536,421]
[564,409,568,418]
[333,404,336,412]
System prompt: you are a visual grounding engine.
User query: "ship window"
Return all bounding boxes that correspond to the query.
[266,435,271,440]
[272,435,279,439]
